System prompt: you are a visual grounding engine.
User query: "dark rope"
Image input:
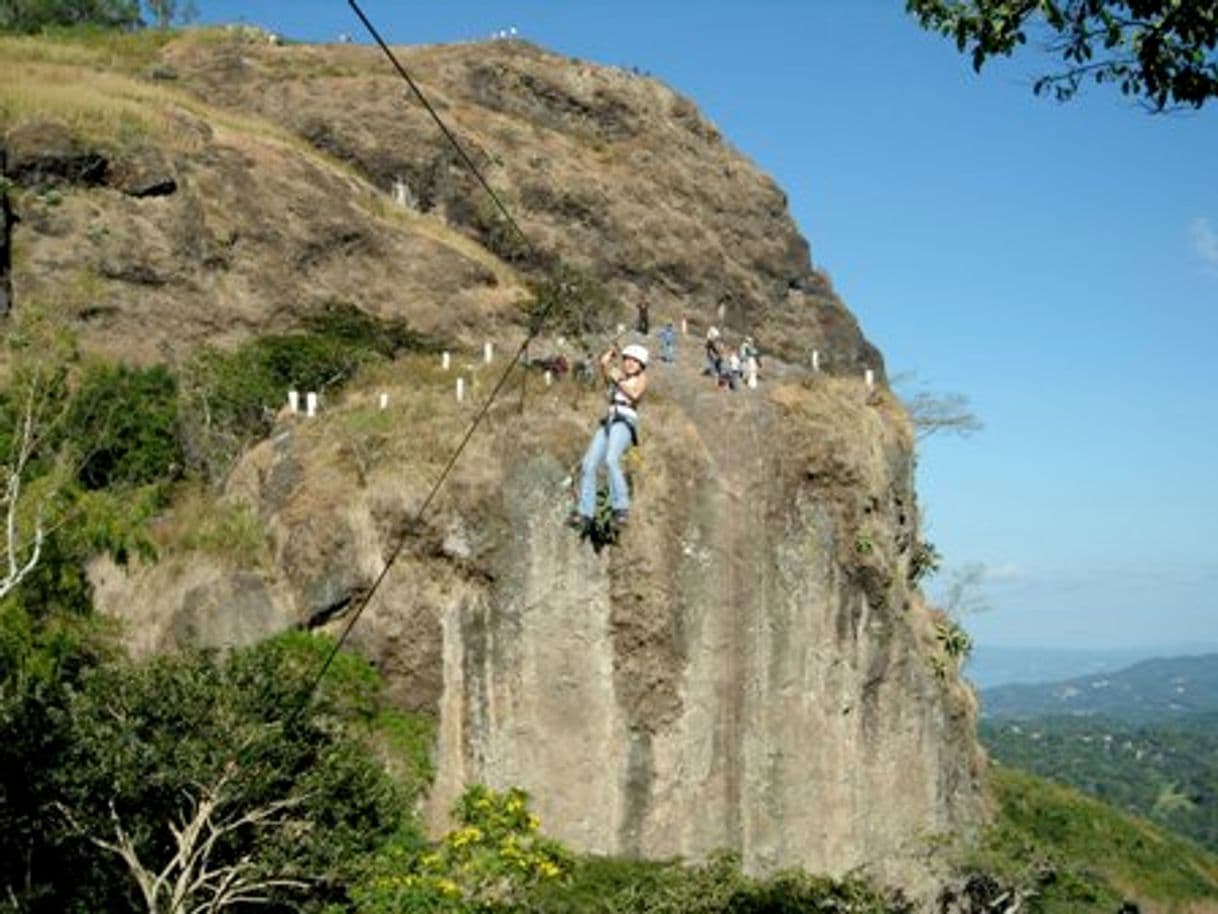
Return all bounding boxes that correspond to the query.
[298,1,562,704]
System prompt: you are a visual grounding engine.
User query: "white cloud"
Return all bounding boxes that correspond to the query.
[1190,217,1218,270]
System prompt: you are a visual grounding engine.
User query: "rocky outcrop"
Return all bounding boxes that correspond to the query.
[92,355,987,898]
[14,30,985,903]
[2,32,879,371]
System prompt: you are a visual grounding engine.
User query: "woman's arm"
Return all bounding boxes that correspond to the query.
[600,347,622,383]
[618,371,647,403]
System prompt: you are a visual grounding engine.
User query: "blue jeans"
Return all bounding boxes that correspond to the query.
[578,420,634,517]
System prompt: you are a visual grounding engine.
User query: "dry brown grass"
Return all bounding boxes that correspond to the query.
[151,483,271,568]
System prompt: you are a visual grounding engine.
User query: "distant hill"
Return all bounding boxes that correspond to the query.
[980,653,1218,720]
[966,643,1218,690]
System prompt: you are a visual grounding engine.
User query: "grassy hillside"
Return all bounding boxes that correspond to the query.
[967,765,1218,913]
[982,713,1218,853]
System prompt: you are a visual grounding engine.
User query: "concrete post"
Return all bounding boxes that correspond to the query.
[379,392,389,410]
[457,377,465,402]
[484,341,494,364]
[442,351,451,371]
[306,392,318,418]
[864,368,875,389]
[812,350,821,373]
[287,390,299,414]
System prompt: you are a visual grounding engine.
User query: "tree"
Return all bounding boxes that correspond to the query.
[892,374,983,441]
[0,308,77,601]
[906,0,1218,111]
[905,390,984,441]
[47,635,407,913]
[143,0,195,29]
[0,0,142,32]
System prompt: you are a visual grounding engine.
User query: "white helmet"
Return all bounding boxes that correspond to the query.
[621,343,650,367]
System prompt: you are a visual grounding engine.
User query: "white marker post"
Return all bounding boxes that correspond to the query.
[544,370,553,387]
[392,180,407,207]
[442,351,451,371]
[812,350,821,373]
[287,390,299,414]
[617,323,626,336]
[681,317,688,335]
[456,377,465,402]
[306,392,318,418]
[864,368,875,390]
[379,392,389,410]
[484,341,494,365]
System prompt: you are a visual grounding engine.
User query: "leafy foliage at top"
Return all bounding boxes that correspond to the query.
[907,0,1218,110]
[0,0,196,32]
[0,0,143,32]
[982,712,1218,853]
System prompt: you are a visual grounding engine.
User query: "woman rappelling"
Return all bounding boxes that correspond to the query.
[569,342,649,533]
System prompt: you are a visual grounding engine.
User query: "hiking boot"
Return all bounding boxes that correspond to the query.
[612,509,629,528]
[568,511,590,531]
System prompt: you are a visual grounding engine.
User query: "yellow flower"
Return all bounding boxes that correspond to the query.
[526,813,540,831]
[435,878,462,898]
[537,860,561,879]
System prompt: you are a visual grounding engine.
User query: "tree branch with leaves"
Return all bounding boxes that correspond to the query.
[907,0,1218,111]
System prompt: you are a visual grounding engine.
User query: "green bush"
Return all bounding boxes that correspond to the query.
[528,851,904,914]
[350,784,571,914]
[180,306,436,479]
[524,262,621,339]
[66,361,181,490]
[42,633,415,913]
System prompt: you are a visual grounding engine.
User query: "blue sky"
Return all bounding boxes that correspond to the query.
[197,2,1217,651]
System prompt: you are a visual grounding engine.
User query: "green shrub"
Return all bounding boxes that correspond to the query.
[528,850,904,914]
[180,307,436,480]
[66,361,181,490]
[351,784,571,913]
[45,633,411,913]
[909,539,941,583]
[525,262,621,339]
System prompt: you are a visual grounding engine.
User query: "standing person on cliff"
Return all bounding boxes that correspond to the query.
[704,326,723,378]
[636,298,651,335]
[659,321,677,363]
[569,343,649,531]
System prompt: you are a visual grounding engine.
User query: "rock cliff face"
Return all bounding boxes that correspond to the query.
[93,352,986,892]
[5,29,985,899]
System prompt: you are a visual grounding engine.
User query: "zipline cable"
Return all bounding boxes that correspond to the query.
[298,0,565,704]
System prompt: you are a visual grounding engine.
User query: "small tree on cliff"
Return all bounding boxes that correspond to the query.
[907,0,1218,111]
[143,0,196,28]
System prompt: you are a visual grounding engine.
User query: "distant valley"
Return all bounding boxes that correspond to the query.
[979,653,1218,852]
